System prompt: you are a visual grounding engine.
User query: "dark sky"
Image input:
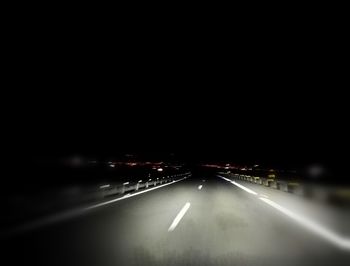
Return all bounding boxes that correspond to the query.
[4,26,348,171]
[2,12,348,187]
[6,90,348,172]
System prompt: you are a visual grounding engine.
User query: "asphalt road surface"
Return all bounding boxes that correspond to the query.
[3,174,350,266]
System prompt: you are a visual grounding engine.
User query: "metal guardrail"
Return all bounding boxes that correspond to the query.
[221,172,350,206]
[99,172,192,198]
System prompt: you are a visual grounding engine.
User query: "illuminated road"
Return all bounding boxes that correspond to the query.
[3,175,350,266]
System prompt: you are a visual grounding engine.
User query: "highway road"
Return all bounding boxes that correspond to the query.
[2,173,350,266]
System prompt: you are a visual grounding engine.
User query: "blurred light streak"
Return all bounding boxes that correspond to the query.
[259,197,350,250]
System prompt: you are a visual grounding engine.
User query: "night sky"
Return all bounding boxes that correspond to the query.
[3,33,348,180]
[5,91,348,173]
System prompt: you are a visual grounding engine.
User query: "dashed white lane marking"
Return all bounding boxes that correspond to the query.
[198,185,203,190]
[261,194,269,198]
[168,202,191,232]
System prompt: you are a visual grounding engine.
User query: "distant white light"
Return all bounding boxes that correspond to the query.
[157,168,163,172]
[110,164,115,168]
[100,184,110,189]
[149,179,152,181]
[123,182,129,185]
[138,180,142,183]
[70,156,83,166]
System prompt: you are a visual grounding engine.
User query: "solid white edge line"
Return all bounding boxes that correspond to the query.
[168,202,191,231]
[259,197,350,250]
[218,175,350,250]
[85,177,187,211]
[218,175,257,195]
[198,185,203,190]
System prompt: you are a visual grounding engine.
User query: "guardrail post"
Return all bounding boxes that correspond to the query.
[121,182,130,194]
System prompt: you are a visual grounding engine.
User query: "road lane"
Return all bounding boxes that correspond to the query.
[2,176,350,266]
[162,177,350,266]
